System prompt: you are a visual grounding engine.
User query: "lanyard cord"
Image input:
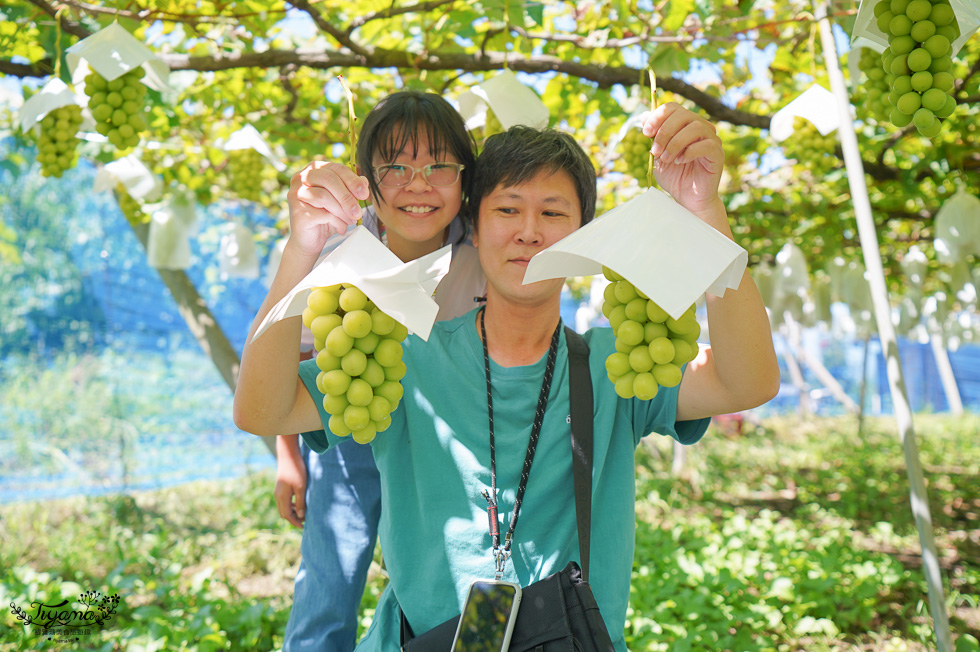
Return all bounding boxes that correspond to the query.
[479,306,561,579]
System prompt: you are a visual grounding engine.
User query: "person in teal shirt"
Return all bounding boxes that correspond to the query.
[235,104,781,650]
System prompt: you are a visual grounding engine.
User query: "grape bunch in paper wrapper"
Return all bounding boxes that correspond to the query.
[37,104,83,178]
[601,265,700,400]
[85,67,148,149]
[303,284,409,444]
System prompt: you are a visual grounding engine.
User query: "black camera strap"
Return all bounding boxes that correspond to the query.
[564,326,594,582]
[480,307,562,580]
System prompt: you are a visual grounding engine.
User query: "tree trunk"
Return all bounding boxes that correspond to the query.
[129,219,277,458]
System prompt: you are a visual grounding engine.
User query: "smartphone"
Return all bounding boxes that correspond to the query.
[451,579,523,652]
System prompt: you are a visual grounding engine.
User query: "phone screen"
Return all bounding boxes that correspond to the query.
[452,581,521,652]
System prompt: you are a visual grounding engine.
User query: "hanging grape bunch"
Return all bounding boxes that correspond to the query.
[226,149,265,202]
[85,67,147,149]
[858,48,891,122]
[783,117,836,170]
[302,284,409,444]
[874,0,960,137]
[600,266,700,400]
[621,127,652,187]
[37,104,83,178]
[115,184,146,226]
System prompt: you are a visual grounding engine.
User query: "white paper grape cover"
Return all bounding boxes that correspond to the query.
[457,69,549,131]
[251,226,452,342]
[19,79,80,133]
[219,124,287,172]
[769,85,839,143]
[93,155,163,201]
[523,188,747,321]
[66,22,170,92]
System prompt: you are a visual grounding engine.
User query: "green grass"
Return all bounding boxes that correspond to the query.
[0,415,977,651]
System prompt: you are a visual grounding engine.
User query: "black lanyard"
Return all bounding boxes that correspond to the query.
[479,307,561,579]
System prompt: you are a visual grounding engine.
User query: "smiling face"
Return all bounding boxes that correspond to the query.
[368,128,464,258]
[473,168,582,308]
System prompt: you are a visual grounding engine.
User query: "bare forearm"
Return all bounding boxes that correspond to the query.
[234,240,321,435]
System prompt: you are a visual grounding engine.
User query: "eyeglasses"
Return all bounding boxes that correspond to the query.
[373,162,465,188]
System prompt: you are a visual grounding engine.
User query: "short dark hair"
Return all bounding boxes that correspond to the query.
[468,126,597,230]
[356,90,476,215]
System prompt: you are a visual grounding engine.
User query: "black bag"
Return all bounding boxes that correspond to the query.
[401,328,616,651]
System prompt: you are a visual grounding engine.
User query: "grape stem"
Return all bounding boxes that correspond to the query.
[646,68,657,186]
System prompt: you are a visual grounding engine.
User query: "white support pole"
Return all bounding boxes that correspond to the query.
[930,333,964,415]
[814,4,953,649]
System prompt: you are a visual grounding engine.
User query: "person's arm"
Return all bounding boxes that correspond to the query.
[233,162,370,437]
[275,434,307,528]
[641,104,780,421]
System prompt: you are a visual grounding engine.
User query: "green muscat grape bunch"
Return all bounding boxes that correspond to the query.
[85,67,148,149]
[303,284,409,444]
[782,117,836,171]
[873,0,961,138]
[858,48,891,123]
[620,127,652,187]
[37,104,83,178]
[600,266,700,400]
[226,149,265,202]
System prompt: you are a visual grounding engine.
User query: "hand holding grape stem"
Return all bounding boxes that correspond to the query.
[639,103,726,223]
[287,160,371,258]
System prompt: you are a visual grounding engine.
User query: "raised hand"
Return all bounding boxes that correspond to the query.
[640,103,724,216]
[287,161,372,257]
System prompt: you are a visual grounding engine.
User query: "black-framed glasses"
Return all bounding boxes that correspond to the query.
[373,162,465,188]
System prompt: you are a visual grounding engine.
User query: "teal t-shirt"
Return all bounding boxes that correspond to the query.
[300,309,709,651]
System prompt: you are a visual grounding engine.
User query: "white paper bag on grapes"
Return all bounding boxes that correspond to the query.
[147,205,192,270]
[93,155,164,202]
[19,79,88,178]
[219,124,288,172]
[769,85,840,143]
[18,78,83,133]
[457,69,550,132]
[218,222,260,279]
[852,0,980,57]
[251,226,452,443]
[66,23,170,92]
[523,187,747,400]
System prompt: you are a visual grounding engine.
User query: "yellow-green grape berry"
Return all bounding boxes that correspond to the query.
[910,71,933,92]
[376,380,404,406]
[624,298,649,323]
[368,395,392,422]
[354,332,381,355]
[341,349,368,377]
[346,378,374,408]
[605,352,631,378]
[906,48,932,72]
[321,369,352,396]
[614,339,633,355]
[316,371,329,395]
[309,287,341,315]
[329,413,353,437]
[374,415,393,433]
[371,307,397,335]
[628,346,654,373]
[614,371,638,399]
[617,320,644,347]
[343,405,371,431]
[374,338,403,367]
[316,349,342,373]
[302,306,317,329]
[921,87,947,112]
[389,321,409,342]
[227,149,265,202]
[311,313,343,343]
[613,280,637,304]
[384,361,408,382]
[602,265,624,282]
[910,19,936,42]
[914,108,942,137]
[323,393,350,416]
[936,95,956,119]
[342,310,373,339]
[621,128,652,187]
[608,305,628,332]
[891,107,914,127]
[648,337,675,365]
[896,91,921,115]
[325,325,355,357]
[339,285,368,312]
[37,104,83,178]
[670,338,697,365]
[652,363,683,388]
[666,312,697,336]
[645,300,669,324]
[633,372,659,401]
[602,282,620,307]
[929,3,954,26]
[361,359,386,388]
[904,0,931,21]
[352,422,377,445]
[644,321,669,343]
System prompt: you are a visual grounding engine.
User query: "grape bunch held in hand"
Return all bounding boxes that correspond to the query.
[874,0,960,138]
[601,266,700,400]
[304,284,409,444]
[37,104,83,178]
[621,127,652,187]
[85,67,147,149]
